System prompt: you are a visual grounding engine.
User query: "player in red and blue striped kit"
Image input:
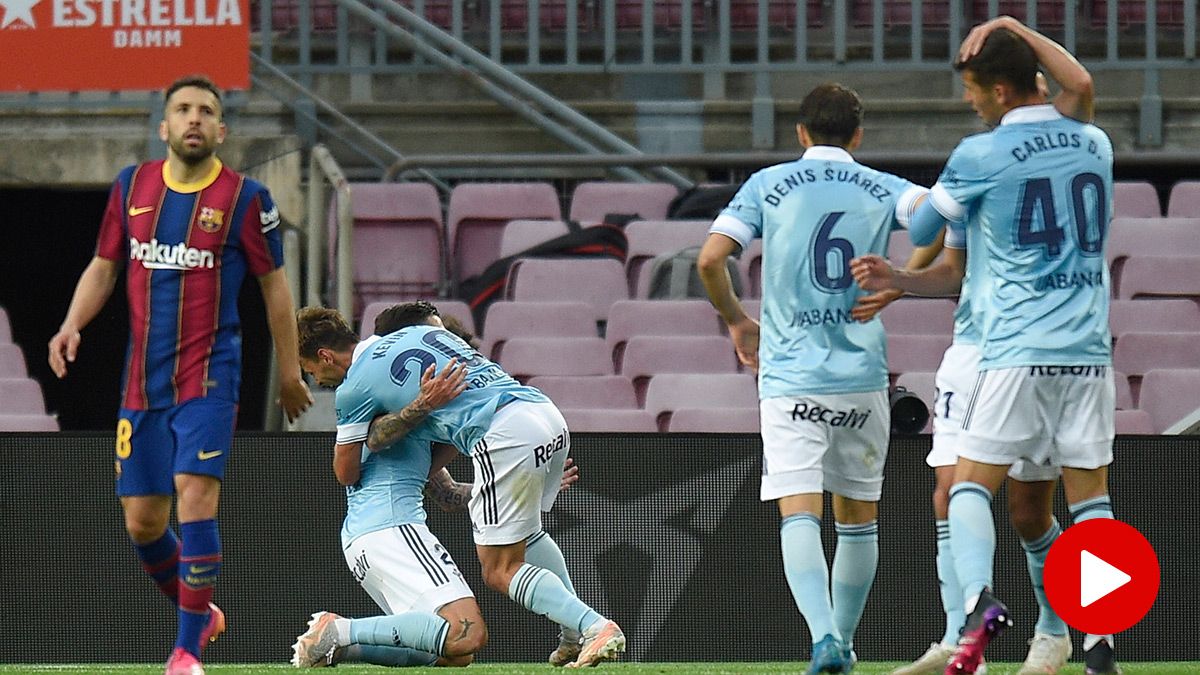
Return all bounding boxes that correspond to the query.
[48,75,313,675]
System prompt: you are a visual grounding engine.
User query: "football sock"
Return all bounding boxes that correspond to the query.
[340,645,439,667]
[524,531,582,640]
[1069,495,1114,523]
[350,613,449,655]
[935,519,966,647]
[1083,633,1115,651]
[831,520,878,648]
[780,513,838,644]
[1022,519,1068,636]
[177,519,221,657]
[948,482,995,609]
[134,528,180,603]
[508,563,602,635]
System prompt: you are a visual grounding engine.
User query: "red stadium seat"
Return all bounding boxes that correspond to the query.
[499,1,594,32]
[1092,0,1187,28]
[729,1,824,30]
[615,1,707,31]
[853,1,950,29]
[970,1,1068,29]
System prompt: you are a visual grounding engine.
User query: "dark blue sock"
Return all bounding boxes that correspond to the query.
[177,519,221,657]
[134,529,180,603]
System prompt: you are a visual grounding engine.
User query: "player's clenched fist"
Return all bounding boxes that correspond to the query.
[849,254,896,292]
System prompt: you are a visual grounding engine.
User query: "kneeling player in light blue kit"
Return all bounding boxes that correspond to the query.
[698,83,929,674]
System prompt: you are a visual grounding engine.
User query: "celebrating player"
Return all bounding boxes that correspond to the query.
[697,82,930,673]
[47,74,313,675]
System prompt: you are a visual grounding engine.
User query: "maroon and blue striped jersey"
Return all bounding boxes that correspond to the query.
[96,159,284,410]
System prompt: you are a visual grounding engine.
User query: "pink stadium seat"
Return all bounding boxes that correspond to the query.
[605,299,724,369]
[894,371,936,433]
[506,258,629,322]
[0,414,59,431]
[1105,218,1200,292]
[887,229,916,268]
[729,1,824,29]
[0,306,11,343]
[0,378,48,415]
[568,182,679,225]
[620,336,739,402]
[262,0,339,32]
[625,220,712,296]
[1109,299,1200,342]
[1117,256,1200,303]
[879,298,957,335]
[615,1,706,30]
[1113,333,1200,379]
[644,373,759,431]
[446,183,561,282]
[1092,0,1186,28]
[496,337,612,380]
[498,220,572,259]
[480,301,596,360]
[853,0,950,28]
[1113,371,1134,410]
[969,1,1067,28]
[739,239,763,299]
[0,343,27,378]
[887,334,953,375]
[1114,409,1154,434]
[359,300,476,340]
[668,408,761,432]
[526,375,638,409]
[402,0,457,30]
[559,408,658,432]
[1166,181,1200,218]
[1138,369,1200,433]
[1113,181,1162,218]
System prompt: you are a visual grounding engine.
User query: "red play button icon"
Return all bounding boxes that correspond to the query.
[1044,519,1160,635]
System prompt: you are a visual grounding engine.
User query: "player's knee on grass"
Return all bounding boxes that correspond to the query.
[437,654,476,667]
[438,598,488,656]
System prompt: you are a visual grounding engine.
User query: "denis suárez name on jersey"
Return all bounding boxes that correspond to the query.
[129,236,215,270]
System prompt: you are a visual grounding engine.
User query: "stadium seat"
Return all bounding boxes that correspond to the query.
[330,183,445,315]
[0,414,59,431]
[729,1,824,29]
[1109,299,1200,343]
[887,229,916,268]
[1166,181,1200,218]
[887,334,953,375]
[879,298,957,335]
[402,0,458,30]
[625,220,712,296]
[853,0,950,28]
[446,182,562,283]
[668,408,761,432]
[568,182,679,226]
[0,378,48,415]
[506,258,629,322]
[620,335,740,402]
[969,1,1068,29]
[615,0,706,30]
[644,373,759,431]
[499,0,594,32]
[1113,181,1163,217]
[526,375,639,409]
[741,299,761,319]
[1114,371,1135,410]
[559,408,658,432]
[1113,409,1155,434]
[1138,369,1200,433]
[1117,255,1200,303]
[605,299,725,369]
[260,0,339,32]
[0,343,27,378]
[894,371,936,432]
[0,306,11,343]
[480,301,597,360]
[498,220,572,259]
[1113,333,1200,379]
[496,336,612,380]
[359,299,476,339]
[1106,218,1200,292]
[1091,0,1186,28]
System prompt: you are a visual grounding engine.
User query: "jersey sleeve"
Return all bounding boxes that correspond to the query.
[95,169,132,261]
[241,185,285,277]
[944,222,967,249]
[929,139,996,223]
[887,175,929,230]
[334,381,382,445]
[710,172,765,251]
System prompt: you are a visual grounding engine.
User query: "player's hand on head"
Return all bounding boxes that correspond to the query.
[959,15,1018,63]
[560,457,580,491]
[47,327,81,379]
[852,288,903,323]
[728,318,760,373]
[279,376,314,422]
[417,358,469,409]
[849,254,895,292]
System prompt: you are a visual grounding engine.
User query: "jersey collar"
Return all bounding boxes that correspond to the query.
[801,145,855,163]
[1000,104,1061,126]
[162,158,223,193]
[351,335,382,364]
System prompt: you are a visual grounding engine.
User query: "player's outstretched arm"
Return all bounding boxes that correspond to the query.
[851,248,965,298]
[697,233,760,372]
[366,359,468,452]
[258,268,314,422]
[48,256,121,379]
[960,15,1093,122]
[852,229,948,322]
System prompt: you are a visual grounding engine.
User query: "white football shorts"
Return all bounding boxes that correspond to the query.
[344,523,474,615]
[959,365,1115,471]
[929,344,1059,482]
[469,400,570,546]
[760,390,890,502]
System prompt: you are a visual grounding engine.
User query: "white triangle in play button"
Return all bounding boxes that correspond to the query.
[1080,549,1131,607]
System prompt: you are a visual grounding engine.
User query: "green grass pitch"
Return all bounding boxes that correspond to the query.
[2,664,1199,674]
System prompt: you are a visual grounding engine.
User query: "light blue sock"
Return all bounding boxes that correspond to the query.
[509,563,602,634]
[780,513,839,644]
[831,520,878,649]
[936,519,966,647]
[525,531,582,638]
[1070,495,1114,523]
[1022,519,1068,636]
[350,613,449,655]
[339,644,438,667]
[948,482,995,607]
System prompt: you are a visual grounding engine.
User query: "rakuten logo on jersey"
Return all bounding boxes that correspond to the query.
[130,237,215,271]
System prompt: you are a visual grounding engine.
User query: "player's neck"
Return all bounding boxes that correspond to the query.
[165,154,220,185]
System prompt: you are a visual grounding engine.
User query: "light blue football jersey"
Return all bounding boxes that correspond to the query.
[339,435,432,549]
[929,105,1113,369]
[334,327,549,455]
[711,145,926,398]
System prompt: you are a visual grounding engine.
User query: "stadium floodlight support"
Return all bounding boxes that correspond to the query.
[348,0,693,189]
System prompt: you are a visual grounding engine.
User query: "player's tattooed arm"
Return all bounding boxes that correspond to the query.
[425,468,472,512]
[366,358,468,452]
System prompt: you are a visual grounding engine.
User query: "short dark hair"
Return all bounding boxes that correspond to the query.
[164,74,223,115]
[798,83,863,147]
[374,300,440,337]
[955,28,1038,96]
[297,307,358,360]
[440,314,479,350]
